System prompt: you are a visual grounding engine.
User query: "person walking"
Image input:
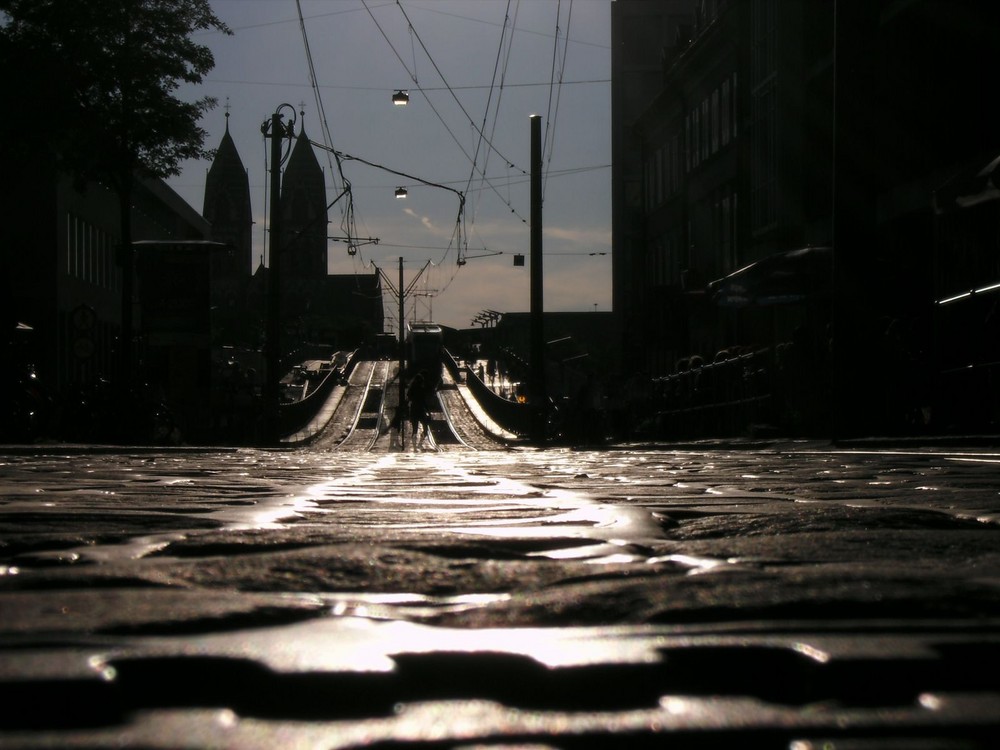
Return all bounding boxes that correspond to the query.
[406,371,432,448]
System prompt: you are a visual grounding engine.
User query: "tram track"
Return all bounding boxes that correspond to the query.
[306,359,505,453]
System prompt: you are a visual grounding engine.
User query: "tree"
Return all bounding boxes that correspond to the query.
[0,0,231,387]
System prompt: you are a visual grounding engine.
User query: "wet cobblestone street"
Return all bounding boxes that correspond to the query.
[2,441,1000,747]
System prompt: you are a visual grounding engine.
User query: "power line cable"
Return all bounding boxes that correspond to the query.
[543,0,573,199]
[170,162,603,191]
[543,0,561,167]
[205,77,610,92]
[309,139,467,270]
[295,0,359,255]
[404,1,609,50]
[362,0,529,227]
[396,1,524,175]
[390,1,530,224]
[462,0,511,264]
[470,0,520,233]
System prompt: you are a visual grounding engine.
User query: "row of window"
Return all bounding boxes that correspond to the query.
[644,72,740,213]
[66,213,120,291]
[687,73,738,172]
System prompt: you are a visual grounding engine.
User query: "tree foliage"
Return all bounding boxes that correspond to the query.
[0,0,231,190]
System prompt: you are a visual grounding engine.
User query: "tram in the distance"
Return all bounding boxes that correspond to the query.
[406,322,443,384]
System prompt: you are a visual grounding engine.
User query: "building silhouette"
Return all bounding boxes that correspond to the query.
[1,109,384,444]
[202,112,384,362]
[203,112,254,283]
[611,0,1000,438]
[611,0,699,380]
[281,121,328,282]
[1,155,211,441]
[202,112,255,351]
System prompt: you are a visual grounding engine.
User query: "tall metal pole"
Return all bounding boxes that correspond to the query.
[398,256,406,414]
[264,112,284,445]
[529,114,546,443]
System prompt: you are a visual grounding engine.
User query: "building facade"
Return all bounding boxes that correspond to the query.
[612,0,1000,438]
[2,110,386,443]
[611,0,698,378]
[3,164,210,403]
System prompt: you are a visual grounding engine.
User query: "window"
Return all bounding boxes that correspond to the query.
[668,135,680,196]
[685,114,692,172]
[66,212,117,289]
[692,109,700,169]
[701,99,710,161]
[655,148,664,206]
[732,71,739,139]
[642,153,653,212]
[721,79,731,147]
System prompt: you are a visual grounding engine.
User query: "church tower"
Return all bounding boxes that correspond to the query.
[280,117,328,281]
[203,111,253,281]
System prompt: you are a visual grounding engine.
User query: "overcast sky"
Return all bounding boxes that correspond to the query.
[165,0,613,332]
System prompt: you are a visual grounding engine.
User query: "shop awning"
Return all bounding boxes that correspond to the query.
[707,246,832,307]
[933,153,1000,212]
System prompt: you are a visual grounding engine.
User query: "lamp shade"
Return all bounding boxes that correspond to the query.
[392,90,409,106]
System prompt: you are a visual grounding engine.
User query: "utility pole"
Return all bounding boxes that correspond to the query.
[398,256,406,415]
[529,114,546,444]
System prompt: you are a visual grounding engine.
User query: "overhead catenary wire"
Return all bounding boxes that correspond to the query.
[309,139,467,268]
[461,0,513,265]
[543,0,573,199]
[344,163,609,194]
[467,1,524,247]
[405,1,608,51]
[205,2,611,52]
[205,77,610,93]
[295,0,359,255]
[395,1,524,177]
[363,0,530,230]
[296,1,499,304]
[293,1,601,316]
[180,1,612,330]
[413,0,527,277]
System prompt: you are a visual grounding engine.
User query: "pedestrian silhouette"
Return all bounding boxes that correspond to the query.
[406,371,432,448]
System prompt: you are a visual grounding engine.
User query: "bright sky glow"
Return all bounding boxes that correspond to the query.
[166,0,613,330]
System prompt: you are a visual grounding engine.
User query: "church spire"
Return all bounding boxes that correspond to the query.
[204,107,253,280]
[281,105,327,281]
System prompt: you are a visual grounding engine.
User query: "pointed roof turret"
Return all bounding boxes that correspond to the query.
[204,112,251,218]
[283,116,324,186]
[204,109,254,279]
[280,112,328,281]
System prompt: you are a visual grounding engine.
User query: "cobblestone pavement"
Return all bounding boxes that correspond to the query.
[1,440,1000,747]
